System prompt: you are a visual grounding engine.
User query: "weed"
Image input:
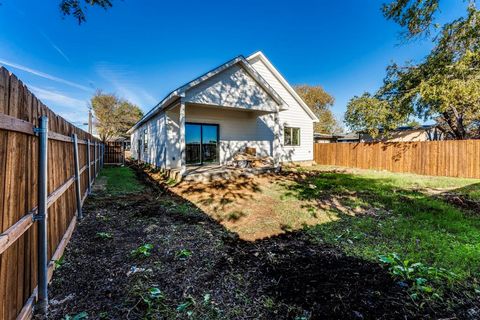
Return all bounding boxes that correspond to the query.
[262,296,275,309]
[176,294,222,319]
[96,232,113,240]
[54,255,65,269]
[131,244,154,258]
[64,311,88,320]
[142,287,166,316]
[176,249,192,260]
[175,203,192,214]
[378,253,457,299]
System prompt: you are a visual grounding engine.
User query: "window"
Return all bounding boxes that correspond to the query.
[284,127,300,146]
[143,129,148,152]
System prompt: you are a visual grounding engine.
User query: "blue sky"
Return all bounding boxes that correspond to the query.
[0,0,466,130]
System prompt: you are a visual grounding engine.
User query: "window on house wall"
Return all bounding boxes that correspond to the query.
[143,129,148,152]
[284,127,300,146]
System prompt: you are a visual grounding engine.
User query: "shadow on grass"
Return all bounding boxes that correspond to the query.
[279,170,480,281]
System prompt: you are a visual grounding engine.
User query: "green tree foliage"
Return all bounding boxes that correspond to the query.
[382,0,441,39]
[346,7,480,139]
[91,91,143,141]
[294,85,343,134]
[60,0,113,24]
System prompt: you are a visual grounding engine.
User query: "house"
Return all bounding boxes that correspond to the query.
[313,133,342,143]
[127,52,319,175]
[360,125,444,142]
[319,125,444,144]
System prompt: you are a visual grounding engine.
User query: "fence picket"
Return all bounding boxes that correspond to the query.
[313,141,480,179]
[0,67,103,319]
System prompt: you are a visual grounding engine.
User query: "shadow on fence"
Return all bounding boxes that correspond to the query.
[0,66,104,319]
[314,141,480,179]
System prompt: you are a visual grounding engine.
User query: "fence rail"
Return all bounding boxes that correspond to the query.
[0,67,103,319]
[313,140,480,179]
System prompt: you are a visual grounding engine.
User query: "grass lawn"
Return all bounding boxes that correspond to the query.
[50,164,480,318]
[98,165,144,195]
[170,165,480,288]
[295,166,480,281]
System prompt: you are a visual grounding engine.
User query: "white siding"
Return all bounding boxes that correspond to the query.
[164,105,274,167]
[185,64,278,113]
[248,56,314,162]
[130,111,168,168]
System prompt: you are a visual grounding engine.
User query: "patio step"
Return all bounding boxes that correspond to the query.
[182,166,276,183]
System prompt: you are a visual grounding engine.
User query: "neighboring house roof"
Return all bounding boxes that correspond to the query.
[128,54,289,134]
[247,51,319,122]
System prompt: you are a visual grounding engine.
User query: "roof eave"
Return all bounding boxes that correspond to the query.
[246,51,319,122]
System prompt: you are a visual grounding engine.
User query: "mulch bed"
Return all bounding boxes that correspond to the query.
[45,166,477,319]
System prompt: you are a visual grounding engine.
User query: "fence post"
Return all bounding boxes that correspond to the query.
[122,141,125,166]
[72,134,83,219]
[87,139,92,194]
[35,116,49,314]
[94,141,97,178]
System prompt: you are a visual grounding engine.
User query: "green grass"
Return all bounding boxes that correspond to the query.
[287,167,480,282]
[99,166,144,195]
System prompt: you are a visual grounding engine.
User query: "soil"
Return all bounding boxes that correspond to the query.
[45,165,478,319]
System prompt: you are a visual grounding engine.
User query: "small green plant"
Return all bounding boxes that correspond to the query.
[176,249,192,260]
[378,253,457,299]
[64,311,88,320]
[98,311,109,319]
[145,287,165,314]
[54,255,65,269]
[96,232,113,240]
[131,243,154,258]
[175,203,192,215]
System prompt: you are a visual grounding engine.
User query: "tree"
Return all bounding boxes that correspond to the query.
[60,0,113,24]
[91,91,143,141]
[382,0,478,39]
[294,85,342,134]
[346,7,480,139]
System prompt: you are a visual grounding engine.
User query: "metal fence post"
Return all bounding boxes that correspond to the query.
[35,116,49,314]
[87,139,92,194]
[93,141,97,178]
[122,141,125,166]
[72,134,83,219]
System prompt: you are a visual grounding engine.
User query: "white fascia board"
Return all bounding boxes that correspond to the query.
[247,51,319,122]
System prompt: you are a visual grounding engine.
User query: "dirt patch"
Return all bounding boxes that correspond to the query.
[170,173,341,241]
[45,165,478,319]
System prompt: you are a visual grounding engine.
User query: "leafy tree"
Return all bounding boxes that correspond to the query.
[346,7,480,139]
[91,91,143,141]
[60,0,113,24]
[382,0,478,39]
[294,85,342,134]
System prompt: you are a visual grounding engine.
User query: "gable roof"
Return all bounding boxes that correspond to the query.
[128,55,287,133]
[247,51,319,122]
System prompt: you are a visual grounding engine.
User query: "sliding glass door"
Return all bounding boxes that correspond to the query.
[185,123,219,165]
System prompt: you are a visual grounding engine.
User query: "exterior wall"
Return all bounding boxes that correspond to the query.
[360,130,430,143]
[184,105,274,165]
[248,56,314,162]
[184,64,279,113]
[130,111,167,168]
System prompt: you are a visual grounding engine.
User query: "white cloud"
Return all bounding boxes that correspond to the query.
[40,31,71,63]
[28,85,88,110]
[95,62,157,108]
[0,58,91,91]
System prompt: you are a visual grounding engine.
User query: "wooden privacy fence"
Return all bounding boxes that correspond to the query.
[104,141,125,165]
[0,67,104,319]
[314,140,480,179]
